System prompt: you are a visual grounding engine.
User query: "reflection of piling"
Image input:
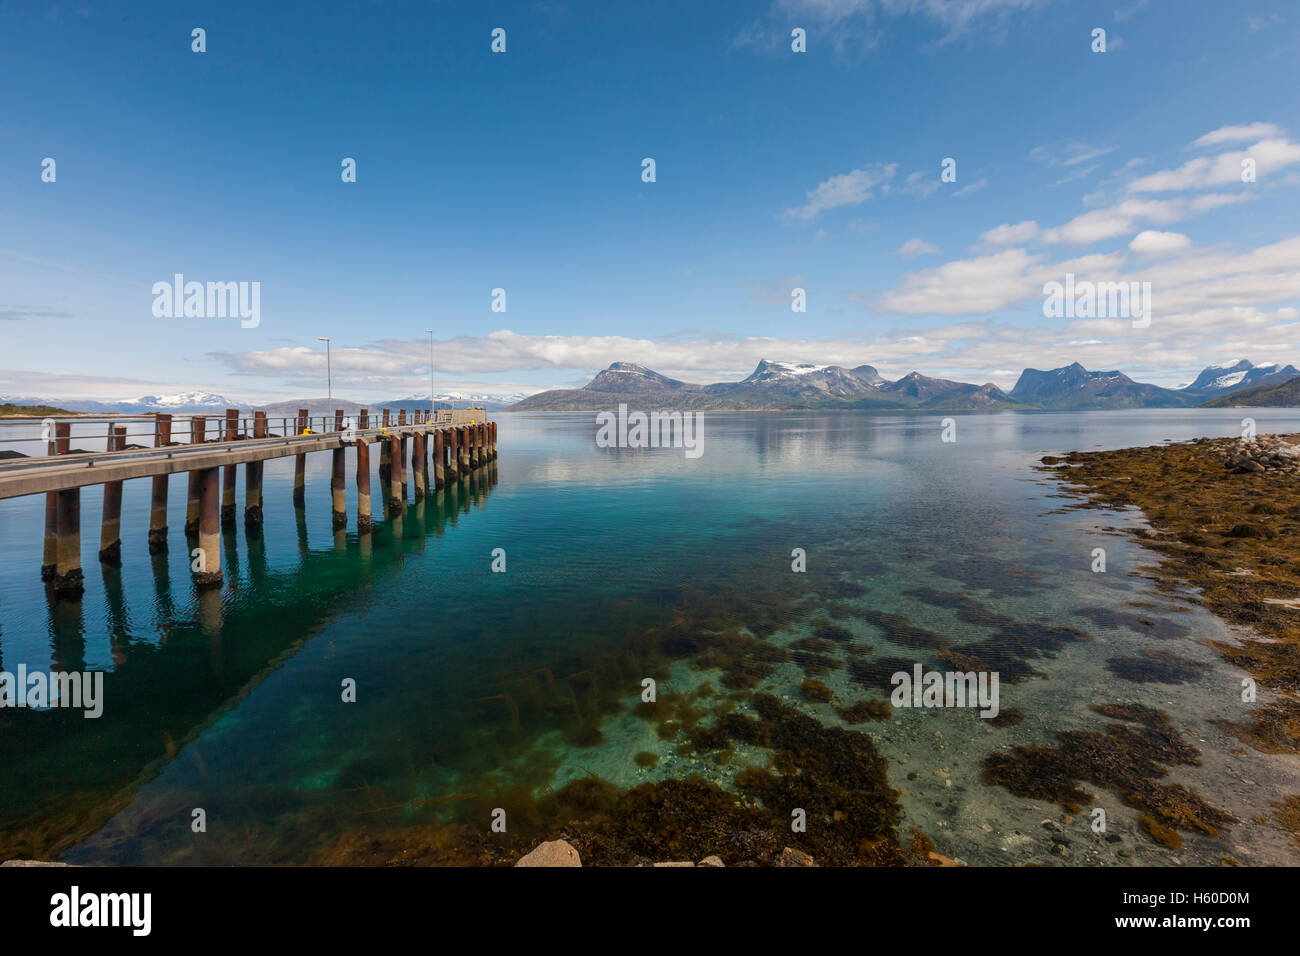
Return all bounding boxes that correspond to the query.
[245,411,266,529]
[98,425,127,564]
[185,416,207,535]
[148,413,172,552]
[195,466,222,589]
[433,429,445,490]
[293,408,308,504]
[221,408,238,527]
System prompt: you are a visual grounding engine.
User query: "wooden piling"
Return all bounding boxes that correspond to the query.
[398,433,408,497]
[332,408,347,530]
[446,426,459,481]
[379,408,391,482]
[386,435,404,514]
[412,431,426,499]
[195,466,222,589]
[41,424,67,580]
[432,429,445,490]
[98,425,127,564]
[356,437,372,533]
[293,408,308,504]
[245,411,266,528]
[42,489,57,580]
[221,408,238,527]
[148,413,172,552]
[54,484,83,599]
[185,416,207,535]
[458,426,470,474]
[490,421,498,459]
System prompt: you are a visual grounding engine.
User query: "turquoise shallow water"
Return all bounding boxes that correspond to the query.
[1,409,1298,865]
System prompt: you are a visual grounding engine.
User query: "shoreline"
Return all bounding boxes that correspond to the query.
[1037,433,1300,856]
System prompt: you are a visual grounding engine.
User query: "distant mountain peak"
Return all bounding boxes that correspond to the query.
[586,363,691,393]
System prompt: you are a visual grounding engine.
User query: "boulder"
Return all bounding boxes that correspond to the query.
[515,839,581,867]
[773,847,816,867]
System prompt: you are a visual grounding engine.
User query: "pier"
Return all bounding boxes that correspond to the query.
[0,408,498,599]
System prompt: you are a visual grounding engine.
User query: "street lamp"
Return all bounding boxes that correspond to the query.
[426,330,435,421]
[318,336,332,412]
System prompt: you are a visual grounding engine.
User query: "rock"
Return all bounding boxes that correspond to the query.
[774,847,816,867]
[927,851,961,867]
[0,860,72,867]
[652,861,694,867]
[698,856,724,867]
[516,839,582,867]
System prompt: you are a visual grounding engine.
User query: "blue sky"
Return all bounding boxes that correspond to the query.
[3,0,1299,402]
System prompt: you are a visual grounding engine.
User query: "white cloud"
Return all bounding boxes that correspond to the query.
[886,169,941,198]
[738,0,1054,54]
[1041,194,1249,245]
[1130,135,1300,192]
[1129,230,1191,255]
[979,220,1039,245]
[782,163,897,220]
[1029,141,1117,167]
[897,238,941,257]
[1189,123,1281,148]
[953,176,988,197]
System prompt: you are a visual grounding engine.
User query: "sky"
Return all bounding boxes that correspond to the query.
[2,0,1299,403]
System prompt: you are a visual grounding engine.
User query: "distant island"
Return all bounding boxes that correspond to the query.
[0,402,76,418]
[507,359,1300,412]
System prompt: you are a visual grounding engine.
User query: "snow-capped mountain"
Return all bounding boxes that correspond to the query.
[1180,360,1300,396]
[730,359,886,399]
[510,360,1021,410]
[0,391,239,414]
[372,391,531,410]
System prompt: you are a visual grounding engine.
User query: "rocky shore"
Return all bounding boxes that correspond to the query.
[1041,434,1300,761]
[1206,434,1300,475]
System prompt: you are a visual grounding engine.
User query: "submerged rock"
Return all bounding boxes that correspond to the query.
[773,847,816,867]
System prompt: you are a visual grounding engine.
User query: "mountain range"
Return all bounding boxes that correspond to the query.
[1202,375,1300,408]
[508,359,1300,412]
[0,390,528,416]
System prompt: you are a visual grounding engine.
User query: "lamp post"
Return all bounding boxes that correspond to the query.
[426,330,435,422]
[318,336,332,414]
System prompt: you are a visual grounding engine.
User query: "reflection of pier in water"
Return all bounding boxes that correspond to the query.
[0,460,498,861]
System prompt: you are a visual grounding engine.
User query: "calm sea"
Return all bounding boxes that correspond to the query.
[1,409,1296,865]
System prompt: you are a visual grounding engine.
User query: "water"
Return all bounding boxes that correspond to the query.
[1,409,1297,865]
